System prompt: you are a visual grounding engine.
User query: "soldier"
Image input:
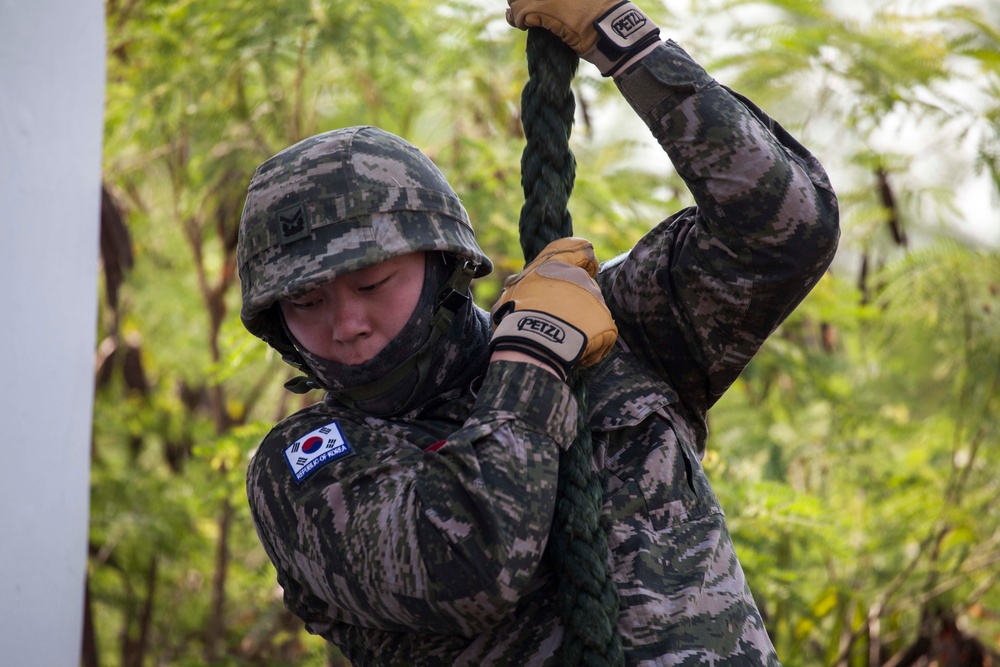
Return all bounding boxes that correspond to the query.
[237,0,840,664]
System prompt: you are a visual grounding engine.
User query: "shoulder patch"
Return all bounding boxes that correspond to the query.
[283,421,354,483]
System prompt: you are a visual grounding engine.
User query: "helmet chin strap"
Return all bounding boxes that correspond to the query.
[284,260,477,416]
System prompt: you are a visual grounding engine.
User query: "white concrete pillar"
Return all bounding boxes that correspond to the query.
[0,1,105,665]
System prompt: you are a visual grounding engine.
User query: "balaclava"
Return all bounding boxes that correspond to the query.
[236,126,495,415]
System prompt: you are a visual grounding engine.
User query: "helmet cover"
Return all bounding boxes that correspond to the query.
[237,126,492,345]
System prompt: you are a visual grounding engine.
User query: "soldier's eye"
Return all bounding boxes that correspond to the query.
[358,275,392,293]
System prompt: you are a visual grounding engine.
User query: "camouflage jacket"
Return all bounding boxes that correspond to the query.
[247,40,839,666]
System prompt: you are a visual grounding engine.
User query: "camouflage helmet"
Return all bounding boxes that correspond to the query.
[237,126,493,351]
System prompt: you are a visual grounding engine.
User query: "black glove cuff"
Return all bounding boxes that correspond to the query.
[586,1,661,76]
[490,310,587,380]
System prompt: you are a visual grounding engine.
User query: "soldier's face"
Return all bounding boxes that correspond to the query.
[279,252,426,366]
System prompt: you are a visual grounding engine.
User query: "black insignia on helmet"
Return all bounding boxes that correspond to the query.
[277,204,310,244]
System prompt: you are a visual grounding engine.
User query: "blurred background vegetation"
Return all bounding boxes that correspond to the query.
[91,0,999,665]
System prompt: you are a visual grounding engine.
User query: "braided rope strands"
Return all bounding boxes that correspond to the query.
[518,28,578,262]
[518,28,624,667]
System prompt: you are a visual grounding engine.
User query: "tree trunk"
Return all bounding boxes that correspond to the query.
[205,499,233,663]
[123,558,157,667]
[81,576,99,667]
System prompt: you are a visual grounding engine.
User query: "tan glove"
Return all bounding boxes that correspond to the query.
[506,0,661,76]
[490,237,618,379]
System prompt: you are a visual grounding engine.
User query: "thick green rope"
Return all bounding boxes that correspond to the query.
[519,28,624,667]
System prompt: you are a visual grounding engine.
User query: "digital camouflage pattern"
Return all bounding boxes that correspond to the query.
[237,126,493,349]
[246,39,839,666]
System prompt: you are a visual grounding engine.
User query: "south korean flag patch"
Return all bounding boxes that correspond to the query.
[283,421,353,484]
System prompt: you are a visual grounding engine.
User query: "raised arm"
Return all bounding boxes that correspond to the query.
[599,38,840,431]
[506,0,839,438]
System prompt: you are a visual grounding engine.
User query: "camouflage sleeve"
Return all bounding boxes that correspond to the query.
[247,360,577,638]
[599,39,840,424]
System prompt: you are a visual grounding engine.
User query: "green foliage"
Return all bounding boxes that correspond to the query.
[710,245,1000,663]
[93,0,999,665]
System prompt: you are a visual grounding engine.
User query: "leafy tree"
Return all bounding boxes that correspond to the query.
[688,0,1000,663]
